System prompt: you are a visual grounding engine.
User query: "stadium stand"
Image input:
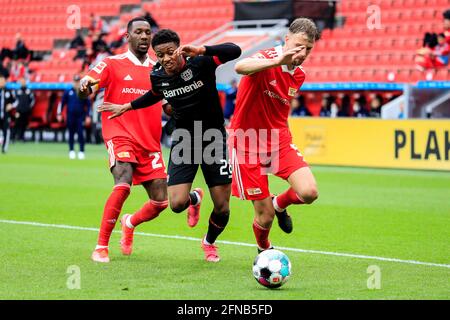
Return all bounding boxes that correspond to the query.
[1,0,448,83]
[0,0,448,137]
[303,0,449,82]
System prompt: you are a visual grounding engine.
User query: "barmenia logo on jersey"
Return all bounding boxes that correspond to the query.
[122,88,149,95]
[162,80,204,98]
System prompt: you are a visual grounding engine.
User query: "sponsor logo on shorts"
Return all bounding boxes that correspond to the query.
[288,87,297,97]
[117,152,130,158]
[247,188,262,195]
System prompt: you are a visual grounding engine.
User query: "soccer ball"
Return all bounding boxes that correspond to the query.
[252,249,291,289]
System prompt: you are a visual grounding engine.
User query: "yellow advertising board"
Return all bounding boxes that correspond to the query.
[288,118,450,171]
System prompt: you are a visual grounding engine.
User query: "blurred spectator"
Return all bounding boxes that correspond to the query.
[12,78,34,142]
[0,60,10,79]
[325,0,337,30]
[352,103,369,118]
[0,75,16,153]
[90,89,104,144]
[13,33,30,61]
[92,33,110,57]
[291,94,311,117]
[444,9,450,44]
[355,93,368,109]
[415,33,449,71]
[337,93,351,117]
[422,32,438,49]
[433,33,449,67]
[224,79,238,120]
[415,9,450,72]
[89,14,107,36]
[70,29,87,61]
[369,94,383,118]
[327,95,339,117]
[143,11,160,33]
[57,75,91,160]
[109,21,127,50]
[0,47,12,61]
[90,44,110,70]
[81,47,95,73]
[319,94,332,117]
[9,60,28,82]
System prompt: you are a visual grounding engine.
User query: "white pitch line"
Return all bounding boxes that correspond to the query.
[1,219,449,269]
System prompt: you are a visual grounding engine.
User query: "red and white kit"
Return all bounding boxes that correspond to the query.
[229,45,309,200]
[85,50,166,184]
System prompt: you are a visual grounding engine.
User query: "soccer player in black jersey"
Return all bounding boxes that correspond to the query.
[98,29,241,262]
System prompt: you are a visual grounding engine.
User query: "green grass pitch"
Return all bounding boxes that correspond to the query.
[0,142,449,300]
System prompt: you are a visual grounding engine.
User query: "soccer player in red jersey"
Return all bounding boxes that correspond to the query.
[229,18,320,252]
[79,18,169,263]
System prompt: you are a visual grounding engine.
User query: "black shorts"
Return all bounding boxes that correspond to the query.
[167,126,232,188]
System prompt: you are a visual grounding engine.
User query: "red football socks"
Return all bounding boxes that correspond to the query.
[97,183,131,247]
[129,199,169,227]
[252,220,272,250]
[274,188,304,211]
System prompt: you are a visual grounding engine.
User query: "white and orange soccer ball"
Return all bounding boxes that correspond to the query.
[252,249,291,289]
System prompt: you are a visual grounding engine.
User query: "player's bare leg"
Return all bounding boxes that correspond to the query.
[252,197,275,253]
[287,167,318,204]
[120,179,168,256]
[272,167,318,234]
[168,183,203,227]
[92,161,133,263]
[200,184,231,262]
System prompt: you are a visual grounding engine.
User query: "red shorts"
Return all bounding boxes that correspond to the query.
[230,140,308,201]
[105,137,167,185]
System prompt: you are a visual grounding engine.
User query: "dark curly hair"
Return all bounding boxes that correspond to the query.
[151,29,180,48]
[444,9,450,20]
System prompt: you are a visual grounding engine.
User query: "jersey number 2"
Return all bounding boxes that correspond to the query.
[150,152,163,169]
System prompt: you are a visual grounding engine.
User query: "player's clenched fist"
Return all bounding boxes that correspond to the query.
[79,77,100,93]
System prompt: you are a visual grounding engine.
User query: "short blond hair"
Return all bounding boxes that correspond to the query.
[289,18,320,42]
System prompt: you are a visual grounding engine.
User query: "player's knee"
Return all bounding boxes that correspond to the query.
[255,213,273,229]
[213,202,230,215]
[301,186,319,204]
[170,199,188,213]
[254,203,275,225]
[151,193,168,203]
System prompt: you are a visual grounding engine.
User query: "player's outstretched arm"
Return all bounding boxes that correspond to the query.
[97,89,163,119]
[235,46,305,75]
[97,102,133,119]
[203,43,242,63]
[175,43,241,63]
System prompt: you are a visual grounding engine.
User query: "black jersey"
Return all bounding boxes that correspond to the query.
[151,55,223,130]
[131,43,241,131]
